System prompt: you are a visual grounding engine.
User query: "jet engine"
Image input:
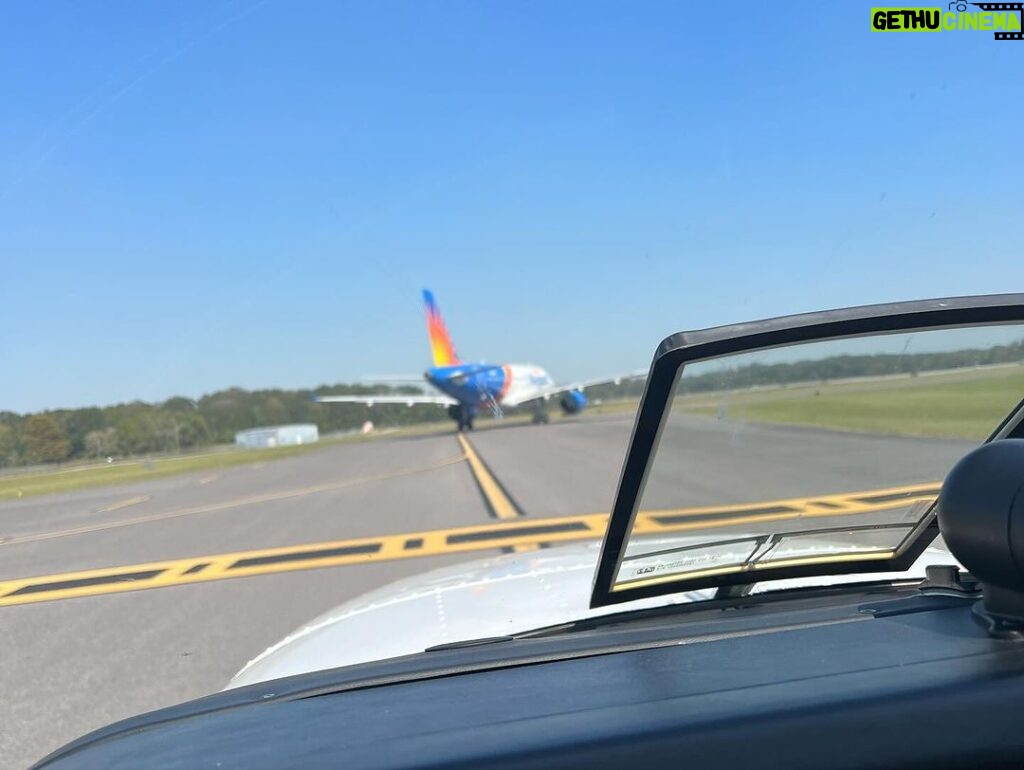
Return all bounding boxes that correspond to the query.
[559,389,587,415]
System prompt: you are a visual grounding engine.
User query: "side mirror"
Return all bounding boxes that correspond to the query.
[591,294,1024,608]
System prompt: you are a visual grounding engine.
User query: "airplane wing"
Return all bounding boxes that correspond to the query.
[359,375,428,384]
[501,369,648,408]
[314,394,458,407]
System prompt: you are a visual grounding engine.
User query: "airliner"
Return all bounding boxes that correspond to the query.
[315,291,645,431]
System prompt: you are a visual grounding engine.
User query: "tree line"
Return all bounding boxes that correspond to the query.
[678,340,1024,394]
[0,383,449,468]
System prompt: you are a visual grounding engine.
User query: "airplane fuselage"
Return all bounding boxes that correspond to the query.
[425,363,555,410]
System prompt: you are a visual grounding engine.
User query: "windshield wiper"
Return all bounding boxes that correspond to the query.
[524,524,940,640]
[519,580,910,639]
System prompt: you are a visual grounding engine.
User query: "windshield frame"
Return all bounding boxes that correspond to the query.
[590,293,1024,608]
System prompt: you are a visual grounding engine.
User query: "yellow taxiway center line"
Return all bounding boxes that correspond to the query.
[0,481,941,608]
[456,435,518,520]
[457,434,537,552]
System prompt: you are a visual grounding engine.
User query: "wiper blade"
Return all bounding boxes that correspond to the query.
[519,580,907,639]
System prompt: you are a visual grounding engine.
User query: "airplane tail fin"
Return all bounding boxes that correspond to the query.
[423,289,462,367]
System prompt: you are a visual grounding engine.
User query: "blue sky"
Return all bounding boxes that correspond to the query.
[1,1,1021,413]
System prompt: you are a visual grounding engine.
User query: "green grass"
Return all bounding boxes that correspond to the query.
[0,442,337,501]
[587,398,641,417]
[681,367,1024,440]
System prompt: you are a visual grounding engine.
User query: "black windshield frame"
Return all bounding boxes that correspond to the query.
[591,293,1024,608]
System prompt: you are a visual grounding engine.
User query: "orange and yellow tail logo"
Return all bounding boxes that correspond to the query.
[423,290,461,367]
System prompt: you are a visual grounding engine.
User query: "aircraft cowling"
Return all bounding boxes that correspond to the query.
[559,389,587,415]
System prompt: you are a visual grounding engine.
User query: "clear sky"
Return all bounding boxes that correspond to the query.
[1,1,1021,413]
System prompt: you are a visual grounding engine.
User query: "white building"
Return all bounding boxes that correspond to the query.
[234,424,319,449]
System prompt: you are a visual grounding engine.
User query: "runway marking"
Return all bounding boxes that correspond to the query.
[0,454,468,548]
[638,482,941,529]
[456,435,520,520]
[0,481,940,608]
[198,475,219,485]
[95,495,150,513]
[457,434,537,553]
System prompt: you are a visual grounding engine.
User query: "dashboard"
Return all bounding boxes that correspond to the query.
[34,583,1024,769]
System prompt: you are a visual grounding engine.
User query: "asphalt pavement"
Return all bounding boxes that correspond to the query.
[0,413,975,768]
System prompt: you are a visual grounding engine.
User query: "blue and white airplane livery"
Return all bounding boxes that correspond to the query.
[315,290,644,431]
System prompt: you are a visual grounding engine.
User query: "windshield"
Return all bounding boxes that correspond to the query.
[3,3,1024,768]
[614,325,1024,591]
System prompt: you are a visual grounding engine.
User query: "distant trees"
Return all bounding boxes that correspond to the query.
[108,407,211,455]
[677,341,1024,395]
[22,415,71,464]
[84,427,119,458]
[58,407,105,458]
[0,381,446,469]
[0,424,17,466]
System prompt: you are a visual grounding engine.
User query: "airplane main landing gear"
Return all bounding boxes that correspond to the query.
[531,411,550,425]
[449,404,476,432]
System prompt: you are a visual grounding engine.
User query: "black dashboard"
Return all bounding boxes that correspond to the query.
[34,582,1024,769]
